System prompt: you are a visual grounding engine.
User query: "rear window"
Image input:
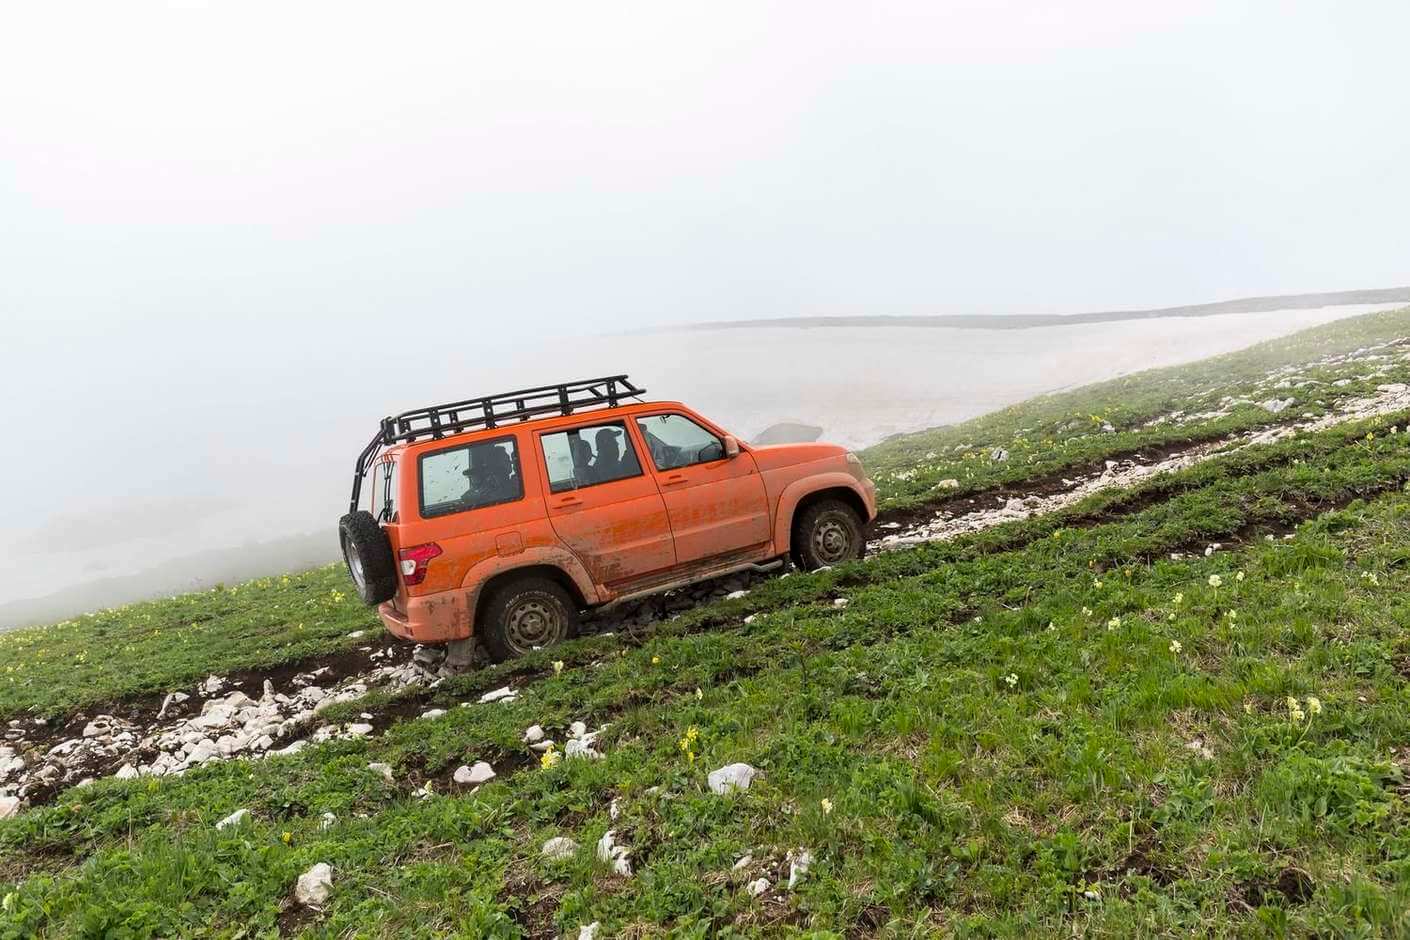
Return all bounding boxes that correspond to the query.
[418,436,523,517]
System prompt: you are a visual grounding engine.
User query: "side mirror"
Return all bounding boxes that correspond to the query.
[723,435,740,458]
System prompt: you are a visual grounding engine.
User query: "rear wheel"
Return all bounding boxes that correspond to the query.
[339,511,398,605]
[481,577,579,662]
[792,499,865,571]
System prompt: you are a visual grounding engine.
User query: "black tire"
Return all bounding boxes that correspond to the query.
[792,498,865,571]
[338,511,398,606]
[480,576,579,663]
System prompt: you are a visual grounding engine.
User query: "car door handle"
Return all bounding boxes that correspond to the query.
[557,495,583,507]
[661,474,686,486]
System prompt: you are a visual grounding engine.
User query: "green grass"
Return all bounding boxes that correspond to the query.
[1,307,1409,936]
[0,568,379,720]
[861,305,1410,511]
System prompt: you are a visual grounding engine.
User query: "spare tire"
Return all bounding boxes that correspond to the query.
[338,511,398,605]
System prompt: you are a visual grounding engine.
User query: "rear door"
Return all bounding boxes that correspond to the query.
[631,412,770,565]
[537,419,676,586]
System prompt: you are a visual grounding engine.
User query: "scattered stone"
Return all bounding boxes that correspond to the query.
[578,924,601,940]
[566,739,603,760]
[319,812,337,829]
[453,762,496,785]
[1260,397,1295,413]
[346,723,374,737]
[747,877,770,897]
[523,724,545,744]
[569,721,588,738]
[0,796,20,819]
[367,762,394,783]
[832,598,849,609]
[115,764,139,780]
[216,808,250,830]
[935,478,960,489]
[596,829,633,877]
[725,590,750,600]
[787,849,814,889]
[733,854,753,870]
[419,709,446,720]
[295,863,333,907]
[990,448,1009,462]
[479,686,517,704]
[541,836,577,860]
[708,763,759,794]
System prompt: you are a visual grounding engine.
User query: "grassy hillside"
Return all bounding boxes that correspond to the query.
[1,307,1408,937]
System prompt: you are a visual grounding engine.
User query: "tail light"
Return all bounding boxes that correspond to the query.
[398,542,443,586]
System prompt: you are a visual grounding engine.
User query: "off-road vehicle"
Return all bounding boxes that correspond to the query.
[339,376,876,662]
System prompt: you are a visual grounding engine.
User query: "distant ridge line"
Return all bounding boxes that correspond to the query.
[669,287,1410,332]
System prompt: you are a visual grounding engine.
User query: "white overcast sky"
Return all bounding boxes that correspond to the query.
[2,1,1408,606]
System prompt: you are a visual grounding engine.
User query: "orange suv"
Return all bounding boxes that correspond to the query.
[339,376,876,662]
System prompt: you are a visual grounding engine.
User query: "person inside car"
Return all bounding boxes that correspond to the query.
[591,427,627,482]
[462,445,515,505]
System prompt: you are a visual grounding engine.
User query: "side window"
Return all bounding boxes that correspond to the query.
[370,457,398,523]
[540,422,642,493]
[636,414,724,471]
[419,437,523,517]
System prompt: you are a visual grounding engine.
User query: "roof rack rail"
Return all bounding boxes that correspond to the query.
[348,376,646,514]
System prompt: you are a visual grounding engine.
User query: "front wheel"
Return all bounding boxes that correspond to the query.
[792,499,865,571]
[480,577,579,663]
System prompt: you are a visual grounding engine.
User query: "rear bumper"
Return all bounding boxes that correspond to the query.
[377,590,470,645]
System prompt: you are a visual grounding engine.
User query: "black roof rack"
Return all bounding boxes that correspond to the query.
[348,376,646,514]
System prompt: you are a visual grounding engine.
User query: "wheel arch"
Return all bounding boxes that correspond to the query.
[774,477,872,557]
[472,563,589,637]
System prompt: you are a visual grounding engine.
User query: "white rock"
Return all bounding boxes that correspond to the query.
[565,739,602,760]
[743,614,759,625]
[787,849,813,889]
[935,478,960,489]
[452,761,496,785]
[1004,498,1026,513]
[708,763,759,795]
[578,924,601,940]
[419,709,446,720]
[530,740,556,752]
[733,854,753,870]
[1260,397,1295,413]
[832,598,849,609]
[596,830,633,877]
[295,863,333,906]
[0,796,20,819]
[725,590,749,600]
[216,809,250,830]
[523,724,545,744]
[367,762,394,783]
[274,740,307,756]
[114,764,139,780]
[541,836,578,860]
[479,686,517,703]
[187,741,218,764]
[569,721,588,738]
[347,630,366,639]
[747,877,770,897]
[203,675,226,694]
[319,811,337,829]
[346,723,374,737]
